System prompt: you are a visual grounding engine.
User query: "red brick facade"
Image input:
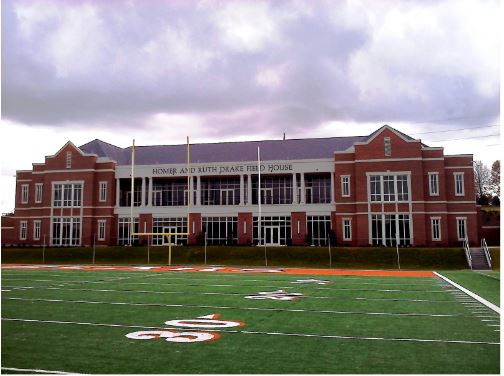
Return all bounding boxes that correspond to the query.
[1,126,485,248]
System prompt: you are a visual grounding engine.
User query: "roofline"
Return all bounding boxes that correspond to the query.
[354,125,421,146]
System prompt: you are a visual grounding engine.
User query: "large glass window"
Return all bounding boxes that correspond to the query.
[152,178,187,206]
[202,217,237,245]
[307,216,331,246]
[119,179,142,207]
[305,175,331,204]
[370,214,410,246]
[201,178,240,206]
[118,217,139,245]
[252,176,292,205]
[152,217,187,246]
[53,183,82,207]
[52,217,81,246]
[253,216,291,246]
[369,175,409,202]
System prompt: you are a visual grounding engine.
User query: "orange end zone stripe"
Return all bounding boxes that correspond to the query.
[282,268,436,278]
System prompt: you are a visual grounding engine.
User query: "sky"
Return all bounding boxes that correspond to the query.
[1,0,501,213]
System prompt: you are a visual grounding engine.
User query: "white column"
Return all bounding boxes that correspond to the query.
[247,174,252,205]
[141,177,146,207]
[300,173,306,204]
[292,173,298,204]
[116,178,121,207]
[189,176,194,206]
[148,178,153,207]
[330,172,335,203]
[239,174,244,205]
[196,176,201,206]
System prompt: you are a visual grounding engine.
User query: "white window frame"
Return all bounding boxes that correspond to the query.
[342,218,352,241]
[430,217,441,241]
[99,181,107,202]
[384,137,391,157]
[341,175,351,197]
[454,172,465,196]
[35,183,43,203]
[98,220,106,241]
[20,221,28,240]
[428,172,439,196]
[21,184,29,204]
[456,217,467,241]
[33,220,41,240]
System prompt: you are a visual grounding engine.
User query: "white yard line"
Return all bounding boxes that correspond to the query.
[1,296,477,318]
[434,272,500,314]
[1,366,80,374]
[1,317,498,346]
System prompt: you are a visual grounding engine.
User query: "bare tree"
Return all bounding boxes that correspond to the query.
[473,160,491,203]
[490,160,500,197]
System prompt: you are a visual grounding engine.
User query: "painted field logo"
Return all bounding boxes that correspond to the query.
[244,289,304,301]
[126,314,244,344]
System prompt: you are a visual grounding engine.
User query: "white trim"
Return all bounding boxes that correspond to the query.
[445,154,473,158]
[444,166,473,170]
[0,367,79,375]
[434,272,499,314]
[342,217,352,241]
[481,226,500,229]
[32,169,115,174]
[14,206,115,210]
[430,217,441,241]
[353,125,421,145]
[17,179,32,182]
[454,172,465,196]
[341,175,351,197]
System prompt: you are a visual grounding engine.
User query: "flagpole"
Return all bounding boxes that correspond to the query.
[130,139,135,246]
[257,147,262,247]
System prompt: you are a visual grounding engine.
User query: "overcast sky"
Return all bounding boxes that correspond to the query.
[1,0,501,213]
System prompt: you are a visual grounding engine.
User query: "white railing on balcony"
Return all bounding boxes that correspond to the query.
[481,238,492,269]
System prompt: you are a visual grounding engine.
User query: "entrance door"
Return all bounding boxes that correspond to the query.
[162,226,178,245]
[264,226,280,246]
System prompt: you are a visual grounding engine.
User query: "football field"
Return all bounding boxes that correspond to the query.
[1,266,500,374]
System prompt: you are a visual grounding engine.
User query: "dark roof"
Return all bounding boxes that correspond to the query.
[79,136,367,165]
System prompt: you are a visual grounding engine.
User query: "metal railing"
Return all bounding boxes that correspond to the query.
[481,238,492,269]
[463,236,472,270]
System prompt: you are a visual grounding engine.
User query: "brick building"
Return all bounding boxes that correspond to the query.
[1,125,479,247]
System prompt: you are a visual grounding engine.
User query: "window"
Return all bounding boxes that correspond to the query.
[341,176,350,197]
[21,184,29,204]
[202,217,237,245]
[252,176,294,205]
[370,214,411,246]
[429,173,439,196]
[304,175,331,204]
[457,217,467,241]
[307,216,331,246]
[118,217,139,245]
[98,220,106,241]
[52,217,81,246]
[152,179,188,206]
[431,217,441,241]
[369,174,409,202]
[20,221,27,240]
[53,183,82,207]
[384,137,391,156]
[383,175,395,201]
[253,216,291,246]
[99,182,107,202]
[66,151,72,168]
[342,218,352,241]
[454,173,464,196]
[33,220,41,240]
[35,183,43,203]
[152,217,187,246]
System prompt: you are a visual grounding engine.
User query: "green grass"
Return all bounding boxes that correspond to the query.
[1,246,480,270]
[1,268,500,374]
[438,271,500,305]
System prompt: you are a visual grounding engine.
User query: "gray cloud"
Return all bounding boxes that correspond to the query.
[1,0,500,136]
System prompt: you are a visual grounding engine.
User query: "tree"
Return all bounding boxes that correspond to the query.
[473,160,491,202]
[490,160,500,197]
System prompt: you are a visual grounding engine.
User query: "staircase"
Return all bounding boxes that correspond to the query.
[469,247,492,270]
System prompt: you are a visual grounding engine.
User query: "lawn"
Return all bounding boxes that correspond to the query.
[1,266,500,374]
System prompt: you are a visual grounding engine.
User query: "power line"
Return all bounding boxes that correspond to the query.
[426,133,500,142]
[409,124,499,136]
